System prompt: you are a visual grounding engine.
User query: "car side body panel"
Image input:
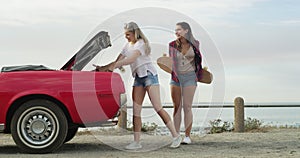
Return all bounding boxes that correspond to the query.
[0,70,125,131]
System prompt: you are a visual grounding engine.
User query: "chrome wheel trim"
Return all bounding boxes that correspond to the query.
[17,106,59,149]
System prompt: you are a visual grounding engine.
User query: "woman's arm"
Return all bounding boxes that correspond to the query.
[115,54,126,62]
[94,53,125,72]
[113,50,141,69]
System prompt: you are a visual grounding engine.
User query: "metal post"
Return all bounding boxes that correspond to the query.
[234,97,244,132]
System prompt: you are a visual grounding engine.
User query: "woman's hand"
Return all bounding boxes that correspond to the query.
[93,63,115,72]
[92,64,102,71]
[107,61,116,72]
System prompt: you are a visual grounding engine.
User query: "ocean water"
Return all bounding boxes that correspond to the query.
[81,103,299,135]
[125,103,300,128]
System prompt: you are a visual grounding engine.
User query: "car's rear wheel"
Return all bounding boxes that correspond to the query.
[64,126,78,143]
[11,99,68,153]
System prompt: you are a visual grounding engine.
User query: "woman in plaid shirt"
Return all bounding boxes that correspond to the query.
[169,22,202,144]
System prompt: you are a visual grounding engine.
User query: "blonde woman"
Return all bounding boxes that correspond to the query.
[106,22,181,149]
[168,22,202,144]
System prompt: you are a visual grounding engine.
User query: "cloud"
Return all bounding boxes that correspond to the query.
[258,19,300,26]
[0,0,269,26]
[280,20,300,25]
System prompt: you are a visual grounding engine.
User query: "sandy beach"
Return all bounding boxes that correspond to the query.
[0,128,299,158]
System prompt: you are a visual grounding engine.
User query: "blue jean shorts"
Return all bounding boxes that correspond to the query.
[133,71,159,87]
[170,71,197,87]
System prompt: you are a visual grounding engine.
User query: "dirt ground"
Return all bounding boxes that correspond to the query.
[0,128,299,158]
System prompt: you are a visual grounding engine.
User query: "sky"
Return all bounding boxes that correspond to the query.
[0,0,299,104]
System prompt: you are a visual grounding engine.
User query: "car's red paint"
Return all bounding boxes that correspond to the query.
[0,31,127,153]
[0,70,125,131]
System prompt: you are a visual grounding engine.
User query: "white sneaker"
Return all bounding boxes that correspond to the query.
[170,135,182,148]
[181,136,192,144]
[125,141,142,150]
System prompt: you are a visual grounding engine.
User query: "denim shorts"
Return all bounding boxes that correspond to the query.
[170,71,197,87]
[133,71,159,87]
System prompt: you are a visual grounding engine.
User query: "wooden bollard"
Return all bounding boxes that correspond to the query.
[117,105,127,130]
[234,97,244,132]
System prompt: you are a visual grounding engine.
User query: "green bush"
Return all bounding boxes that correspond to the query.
[209,119,233,134]
[141,122,158,132]
[209,117,264,133]
[244,117,263,132]
[126,121,158,132]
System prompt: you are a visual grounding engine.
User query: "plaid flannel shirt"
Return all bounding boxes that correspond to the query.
[168,40,203,83]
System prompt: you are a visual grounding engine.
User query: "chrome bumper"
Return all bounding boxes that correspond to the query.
[0,124,4,132]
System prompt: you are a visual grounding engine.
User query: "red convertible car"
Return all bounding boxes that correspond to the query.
[0,31,127,153]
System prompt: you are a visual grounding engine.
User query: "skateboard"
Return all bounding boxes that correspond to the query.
[157,56,213,84]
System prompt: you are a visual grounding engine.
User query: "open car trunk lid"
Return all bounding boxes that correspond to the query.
[61,31,111,71]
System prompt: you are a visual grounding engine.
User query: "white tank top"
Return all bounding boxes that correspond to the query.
[177,46,196,74]
[121,39,157,77]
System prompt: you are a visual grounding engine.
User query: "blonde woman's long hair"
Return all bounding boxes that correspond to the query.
[124,22,151,55]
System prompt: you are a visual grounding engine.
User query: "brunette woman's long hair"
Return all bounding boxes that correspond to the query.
[175,22,197,51]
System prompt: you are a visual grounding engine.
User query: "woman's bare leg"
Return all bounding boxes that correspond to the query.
[146,85,179,137]
[132,86,146,142]
[171,85,182,134]
[182,86,197,137]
